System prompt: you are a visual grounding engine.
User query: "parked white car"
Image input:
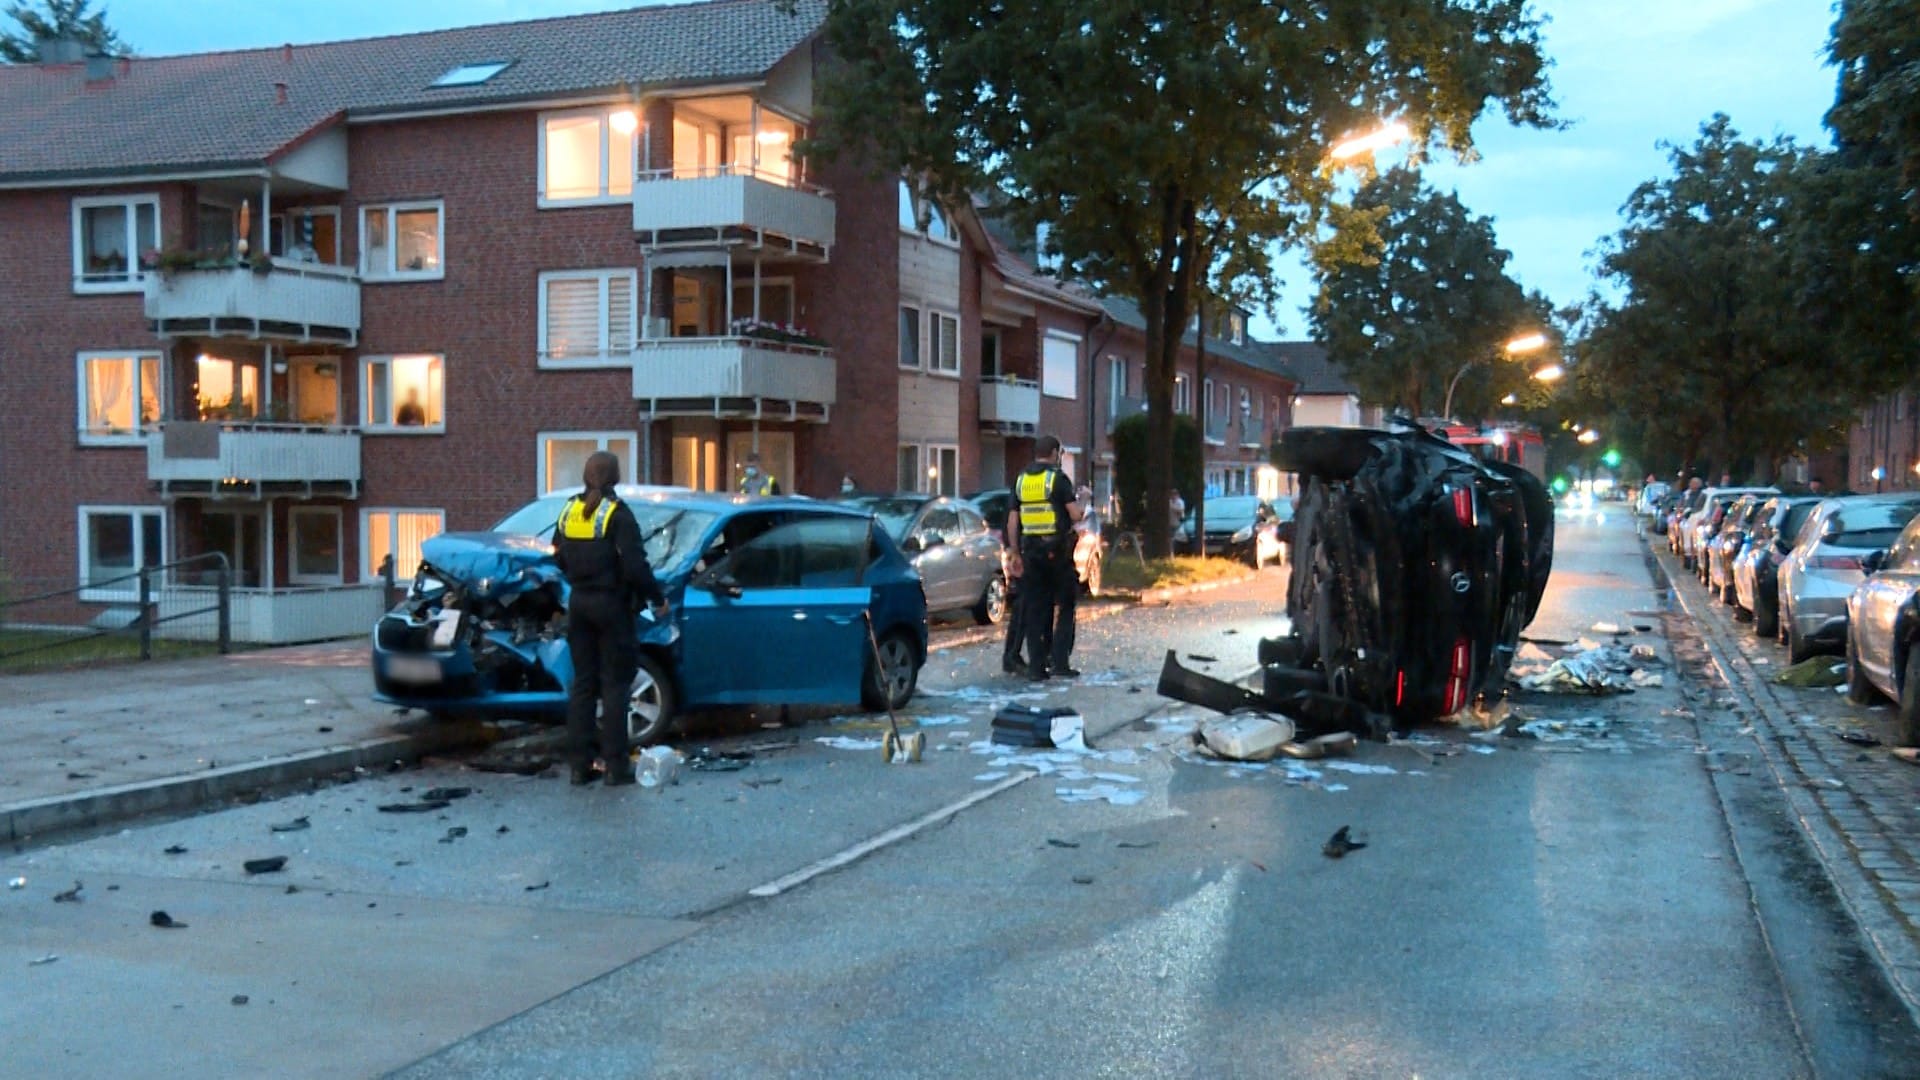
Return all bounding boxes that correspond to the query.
[1637,481,1671,517]
[1779,494,1920,663]
[1681,487,1776,570]
[1844,513,1920,746]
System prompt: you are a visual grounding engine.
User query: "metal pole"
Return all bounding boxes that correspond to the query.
[1442,361,1473,421]
[138,566,152,661]
[217,562,232,655]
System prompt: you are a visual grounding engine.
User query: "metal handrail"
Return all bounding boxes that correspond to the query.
[0,552,232,665]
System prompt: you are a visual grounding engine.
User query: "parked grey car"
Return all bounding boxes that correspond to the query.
[837,494,1008,624]
[1844,513,1920,746]
[1732,495,1823,638]
[1779,495,1920,663]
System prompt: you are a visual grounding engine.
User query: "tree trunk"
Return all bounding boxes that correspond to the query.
[1194,292,1207,551]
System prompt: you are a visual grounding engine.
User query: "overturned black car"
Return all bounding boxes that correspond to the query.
[1162,421,1554,735]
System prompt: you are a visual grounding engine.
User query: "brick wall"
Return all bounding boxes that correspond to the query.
[805,153,900,495]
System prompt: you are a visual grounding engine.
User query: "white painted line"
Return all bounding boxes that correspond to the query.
[747,771,1038,898]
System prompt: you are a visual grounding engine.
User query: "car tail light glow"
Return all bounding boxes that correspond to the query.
[1395,669,1406,708]
[1808,554,1863,571]
[1451,487,1475,528]
[1443,638,1470,715]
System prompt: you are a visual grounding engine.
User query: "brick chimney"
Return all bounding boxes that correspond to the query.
[84,53,115,82]
[282,43,293,64]
[274,81,289,105]
[36,36,84,64]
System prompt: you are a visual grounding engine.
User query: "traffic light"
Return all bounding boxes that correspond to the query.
[1602,449,1621,468]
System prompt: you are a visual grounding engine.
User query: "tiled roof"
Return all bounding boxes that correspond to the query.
[1258,340,1358,396]
[1097,296,1295,383]
[0,0,825,183]
[981,229,1103,313]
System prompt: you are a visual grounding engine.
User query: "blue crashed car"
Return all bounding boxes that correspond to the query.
[371,486,930,744]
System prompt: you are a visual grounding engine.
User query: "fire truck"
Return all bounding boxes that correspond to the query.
[1429,421,1547,481]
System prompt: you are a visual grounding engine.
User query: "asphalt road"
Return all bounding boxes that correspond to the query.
[6,516,1914,1078]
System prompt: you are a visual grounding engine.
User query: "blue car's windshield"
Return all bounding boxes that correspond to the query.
[491,495,717,574]
[837,496,925,542]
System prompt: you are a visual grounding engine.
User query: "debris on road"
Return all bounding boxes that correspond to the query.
[1055,783,1146,806]
[7,877,24,890]
[1593,622,1625,635]
[1322,826,1366,858]
[422,787,473,802]
[149,910,186,929]
[1046,838,1081,849]
[1186,654,1219,664]
[438,827,468,843]
[29,955,58,966]
[1775,658,1846,688]
[270,816,310,833]
[163,845,187,855]
[377,799,452,814]
[638,747,686,788]
[685,749,750,772]
[1072,875,1095,885]
[231,995,249,1006]
[1630,670,1666,689]
[243,857,288,875]
[53,880,82,903]
[990,705,1083,749]
[1515,641,1641,694]
[1117,841,1157,850]
[524,881,550,892]
[1198,712,1296,762]
[1837,729,1881,747]
[814,736,884,752]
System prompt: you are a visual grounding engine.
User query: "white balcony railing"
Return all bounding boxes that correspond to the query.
[147,422,361,488]
[633,167,836,256]
[144,259,361,344]
[633,337,837,418]
[980,377,1041,432]
[155,584,386,645]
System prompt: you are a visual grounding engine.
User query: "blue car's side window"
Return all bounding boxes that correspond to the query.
[715,516,871,590]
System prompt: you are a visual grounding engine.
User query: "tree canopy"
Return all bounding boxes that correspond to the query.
[1309,165,1548,420]
[0,0,130,63]
[795,0,1556,554]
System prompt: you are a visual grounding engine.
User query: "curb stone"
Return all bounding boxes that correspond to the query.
[1,719,499,848]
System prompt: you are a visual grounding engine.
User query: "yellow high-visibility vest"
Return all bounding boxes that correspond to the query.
[1016,469,1061,537]
[557,496,616,541]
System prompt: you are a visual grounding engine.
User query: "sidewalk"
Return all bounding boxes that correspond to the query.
[0,643,488,845]
[1650,529,1920,1026]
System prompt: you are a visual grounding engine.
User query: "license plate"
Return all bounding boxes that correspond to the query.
[386,656,443,685]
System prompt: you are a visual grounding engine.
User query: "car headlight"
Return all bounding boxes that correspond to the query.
[1231,525,1253,543]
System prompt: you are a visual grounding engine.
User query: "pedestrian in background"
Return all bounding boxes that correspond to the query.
[1007,435,1083,681]
[554,452,666,786]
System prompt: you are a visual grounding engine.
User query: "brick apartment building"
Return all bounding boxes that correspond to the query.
[0,0,1293,644]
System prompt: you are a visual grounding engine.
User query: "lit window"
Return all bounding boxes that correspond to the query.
[541,107,636,204]
[1043,333,1079,399]
[929,312,960,376]
[360,202,444,280]
[928,444,958,496]
[539,270,637,367]
[363,509,444,582]
[77,351,163,443]
[541,433,636,495]
[72,195,159,292]
[362,354,445,432]
[431,61,511,88]
[899,307,922,369]
[79,506,164,600]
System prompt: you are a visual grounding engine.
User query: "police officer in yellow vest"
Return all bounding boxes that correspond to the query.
[554,452,666,786]
[739,451,781,496]
[1006,434,1084,681]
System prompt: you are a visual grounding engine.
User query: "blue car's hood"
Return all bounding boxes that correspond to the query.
[418,532,565,600]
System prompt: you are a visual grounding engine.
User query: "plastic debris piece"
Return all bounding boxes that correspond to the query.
[1323,783,1350,792]
[1468,745,1497,755]
[686,749,751,772]
[1199,713,1297,761]
[232,995,250,1006]
[1187,654,1219,663]
[243,857,287,875]
[438,827,468,844]
[524,881,550,892]
[1592,622,1624,635]
[638,747,686,788]
[1774,657,1846,688]
[1630,644,1660,663]
[163,845,187,855]
[1117,841,1157,849]
[53,881,82,903]
[973,771,1011,782]
[7,877,24,891]
[1322,825,1367,858]
[1055,784,1147,806]
[377,800,451,814]
[1072,875,1095,885]
[29,955,58,966]
[815,736,884,752]
[1838,729,1881,747]
[1630,670,1665,689]
[270,816,310,833]
[1051,714,1088,752]
[1323,761,1397,775]
[1517,642,1638,694]
[421,787,473,801]
[1047,838,1081,849]
[149,910,186,929]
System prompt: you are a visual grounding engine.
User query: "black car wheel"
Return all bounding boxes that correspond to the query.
[862,630,921,711]
[1754,590,1779,639]
[626,653,678,746]
[1846,631,1877,705]
[973,574,1009,626]
[1899,646,1920,748]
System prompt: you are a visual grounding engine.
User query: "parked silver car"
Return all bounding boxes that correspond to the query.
[1704,494,1766,598]
[1682,487,1775,571]
[837,494,1008,624]
[1779,494,1920,663]
[1732,496,1823,638]
[1844,513,1920,746]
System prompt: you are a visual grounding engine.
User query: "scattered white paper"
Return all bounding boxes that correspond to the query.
[1056,784,1147,806]
[1323,783,1350,793]
[1323,761,1398,775]
[815,736,884,752]
[974,771,1011,782]
[1468,745,1497,755]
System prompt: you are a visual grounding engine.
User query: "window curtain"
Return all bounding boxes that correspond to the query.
[86,357,132,434]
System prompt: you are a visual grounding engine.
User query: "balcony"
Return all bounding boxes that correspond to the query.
[1106,395,1149,433]
[980,377,1041,434]
[633,168,836,260]
[145,259,360,346]
[1205,413,1229,444]
[633,336,836,421]
[147,422,361,497]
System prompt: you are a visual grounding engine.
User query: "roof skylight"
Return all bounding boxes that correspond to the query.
[430,61,512,88]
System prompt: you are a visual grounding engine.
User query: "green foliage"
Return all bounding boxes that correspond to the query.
[0,0,130,63]
[1111,413,1200,532]
[1827,0,1920,219]
[1309,166,1549,419]
[792,0,1556,554]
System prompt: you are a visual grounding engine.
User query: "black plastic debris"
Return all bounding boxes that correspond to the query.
[1186,654,1220,664]
[284,885,301,895]
[438,827,468,844]
[742,777,783,789]
[1117,841,1158,850]
[1322,826,1367,859]
[270,816,311,833]
[377,800,451,814]
[1837,730,1881,747]
[991,705,1079,748]
[243,857,288,875]
[686,750,752,772]
[524,881,550,892]
[421,787,473,802]
[1071,875,1095,885]
[66,771,94,780]
[231,995,249,1006]
[149,910,186,929]
[163,845,188,855]
[53,881,83,903]
[318,726,334,733]
[29,955,58,966]
[495,825,510,835]
[1046,838,1080,849]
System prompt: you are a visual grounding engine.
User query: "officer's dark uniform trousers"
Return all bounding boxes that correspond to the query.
[1016,469,1076,674]
[556,496,643,768]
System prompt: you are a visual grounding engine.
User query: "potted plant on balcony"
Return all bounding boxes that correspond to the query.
[729,318,829,349]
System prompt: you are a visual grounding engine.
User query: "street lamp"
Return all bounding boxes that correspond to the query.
[1330,120,1410,161]
[1531,363,1565,383]
[1442,332,1554,420]
[1577,429,1601,444]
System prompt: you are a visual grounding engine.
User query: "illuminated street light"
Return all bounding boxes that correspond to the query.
[1577,429,1601,444]
[1504,333,1549,354]
[1500,393,1518,405]
[1532,363,1566,383]
[1330,121,1410,161]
